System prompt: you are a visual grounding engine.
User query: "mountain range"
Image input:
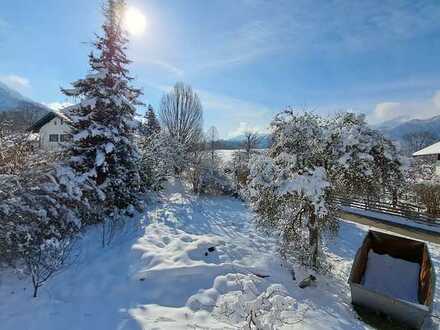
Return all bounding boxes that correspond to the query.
[0,82,49,130]
[1,82,439,143]
[375,115,440,141]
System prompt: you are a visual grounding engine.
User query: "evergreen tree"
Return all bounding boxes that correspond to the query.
[142,104,161,136]
[60,0,142,216]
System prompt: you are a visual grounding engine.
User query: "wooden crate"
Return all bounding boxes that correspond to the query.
[349,230,436,329]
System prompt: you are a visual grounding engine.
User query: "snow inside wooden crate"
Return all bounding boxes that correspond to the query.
[349,230,435,328]
[362,251,420,303]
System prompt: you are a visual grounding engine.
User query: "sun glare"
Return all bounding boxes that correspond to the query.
[123,6,147,36]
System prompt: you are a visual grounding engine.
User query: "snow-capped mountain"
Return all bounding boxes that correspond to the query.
[377,115,440,141]
[0,81,49,113]
[0,82,49,130]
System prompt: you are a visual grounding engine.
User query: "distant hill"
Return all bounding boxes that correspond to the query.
[0,82,49,131]
[218,133,271,150]
[377,115,440,142]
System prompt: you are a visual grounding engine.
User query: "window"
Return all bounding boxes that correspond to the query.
[60,134,72,142]
[49,134,59,142]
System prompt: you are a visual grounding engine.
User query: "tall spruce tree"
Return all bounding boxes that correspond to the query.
[60,0,142,215]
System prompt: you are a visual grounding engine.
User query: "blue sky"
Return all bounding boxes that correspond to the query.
[1,0,440,137]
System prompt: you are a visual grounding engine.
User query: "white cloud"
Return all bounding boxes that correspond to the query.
[44,101,73,111]
[0,74,30,92]
[372,102,402,122]
[368,90,440,123]
[227,121,268,138]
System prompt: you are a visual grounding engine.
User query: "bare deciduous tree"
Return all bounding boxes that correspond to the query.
[206,126,219,162]
[159,82,203,150]
[25,237,75,298]
[242,131,261,160]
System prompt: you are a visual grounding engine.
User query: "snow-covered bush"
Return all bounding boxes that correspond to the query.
[193,156,232,195]
[413,183,440,217]
[231,150,251,189]
[0,121,39,176]
[0,156,81,296]
[248,154,335,270]
[328,112,404,201]
[226,149,266,198]
[248,110,404,270]
[184,139,232,195]
[205,275,306,330]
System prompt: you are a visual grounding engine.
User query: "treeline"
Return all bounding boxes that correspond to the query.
[0,104,48,132]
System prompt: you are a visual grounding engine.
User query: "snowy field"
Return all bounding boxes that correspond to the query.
[216,149,268,163]
[1,180,440,329]
[216,149,238,163]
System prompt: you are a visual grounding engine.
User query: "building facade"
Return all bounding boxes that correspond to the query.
[413,141,440,177]
[28,111,72,151]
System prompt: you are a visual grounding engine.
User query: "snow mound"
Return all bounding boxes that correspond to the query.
[133,222,226,273]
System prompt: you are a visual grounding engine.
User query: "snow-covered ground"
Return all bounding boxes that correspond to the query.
[1,180,440,329]
[216,149,238,163]
[216,149,268,164]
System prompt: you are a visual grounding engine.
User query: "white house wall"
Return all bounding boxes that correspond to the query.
[39,117,71,151]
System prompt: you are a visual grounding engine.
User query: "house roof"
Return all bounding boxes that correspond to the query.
[413,141,440,157]
[28,112,57,132]
[27,108,71,133]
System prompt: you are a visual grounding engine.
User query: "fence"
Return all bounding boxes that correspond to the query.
[334,195,440,227]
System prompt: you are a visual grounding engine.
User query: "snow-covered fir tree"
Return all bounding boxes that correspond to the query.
[59,0,142,217]
[139,131,172,191]
[142,104,161,136]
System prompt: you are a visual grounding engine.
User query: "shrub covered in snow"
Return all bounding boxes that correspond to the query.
[247,110,404,270]
[182,136,233,195]
[0,153,80,296]
[187,273,307,330]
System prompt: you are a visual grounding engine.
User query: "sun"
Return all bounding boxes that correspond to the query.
[123,6,147,36]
